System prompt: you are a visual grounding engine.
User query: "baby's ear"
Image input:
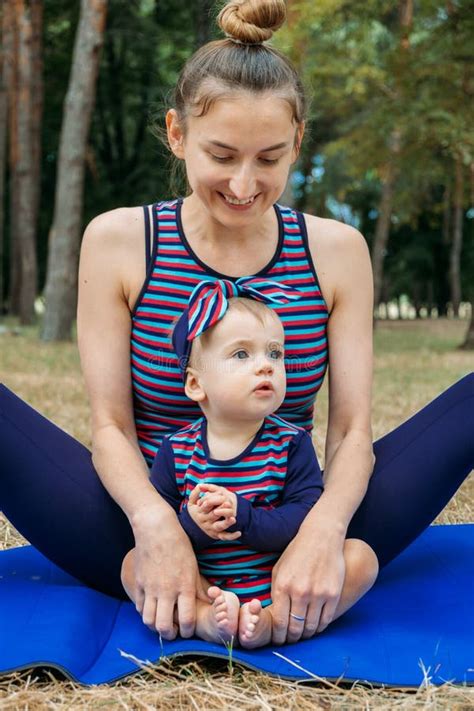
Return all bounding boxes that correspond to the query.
[184,368,206,403]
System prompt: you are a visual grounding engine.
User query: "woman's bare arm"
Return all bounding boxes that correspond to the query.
[77,208,203,639]
[271,218,374,644]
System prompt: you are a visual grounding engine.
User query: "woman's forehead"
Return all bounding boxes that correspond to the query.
[188,93,296,139]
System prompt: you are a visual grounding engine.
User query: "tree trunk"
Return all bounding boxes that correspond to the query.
[442,182,451,245]
[372,0,412,314]
[5,2,21,315]
[371,133,400,310]
[30,0,43,246]
[16,0,41,324]
[461,304,474,349]
[0,5,9,315]
[449,155,463,317]
[41,0,107,342]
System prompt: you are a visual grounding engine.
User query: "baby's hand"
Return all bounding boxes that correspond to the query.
[196,483,237,518]
[187,484,240,541]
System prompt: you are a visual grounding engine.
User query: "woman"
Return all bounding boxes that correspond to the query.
[1,0,472,646]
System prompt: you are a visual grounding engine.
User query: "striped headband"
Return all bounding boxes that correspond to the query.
[172,277,301,382]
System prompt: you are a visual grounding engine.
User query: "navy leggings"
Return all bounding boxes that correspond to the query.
[0,374,473,599]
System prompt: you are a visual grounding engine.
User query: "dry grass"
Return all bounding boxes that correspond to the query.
[0,317,473,709]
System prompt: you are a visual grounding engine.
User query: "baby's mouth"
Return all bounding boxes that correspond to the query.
[254,382,274,393]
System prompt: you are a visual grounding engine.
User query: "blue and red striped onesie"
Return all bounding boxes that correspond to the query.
[150,414,324,605]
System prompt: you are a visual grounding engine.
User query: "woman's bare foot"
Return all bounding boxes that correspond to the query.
[239,598,272,648]
[195,586,239,644]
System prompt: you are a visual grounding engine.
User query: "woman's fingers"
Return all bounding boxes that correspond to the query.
[270,592,290,645]
[301,599,323,639]
[154,596,178,640]
[134,586,145,616]
[286,606,309,644]
[177,592,197,638]
[141,594,158,631]
[316,598,339,634]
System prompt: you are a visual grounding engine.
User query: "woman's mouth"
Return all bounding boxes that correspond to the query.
[218,192,259,210]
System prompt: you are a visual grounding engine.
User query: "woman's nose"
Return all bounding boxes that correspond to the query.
[228,164,257,199]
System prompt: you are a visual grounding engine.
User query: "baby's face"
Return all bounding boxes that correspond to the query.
[190,307,286,423]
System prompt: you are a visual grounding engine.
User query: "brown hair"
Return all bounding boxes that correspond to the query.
[154,1,307,195]
[177,1,306,127]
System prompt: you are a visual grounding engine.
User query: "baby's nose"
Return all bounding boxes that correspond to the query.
[256,357,274,374]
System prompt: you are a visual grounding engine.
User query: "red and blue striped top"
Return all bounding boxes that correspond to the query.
[150,414,324,604]
[131,199,329,466]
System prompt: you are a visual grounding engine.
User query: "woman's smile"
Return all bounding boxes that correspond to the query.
[218,191,260,210]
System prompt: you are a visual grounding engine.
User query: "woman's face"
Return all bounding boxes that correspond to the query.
[167,91,304,227]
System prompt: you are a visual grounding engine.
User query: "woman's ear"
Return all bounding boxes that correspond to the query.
[166,109,185,159]
[184,368,206,403]
[291,121,305,163]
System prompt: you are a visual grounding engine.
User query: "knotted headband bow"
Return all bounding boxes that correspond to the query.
[172,277,301,381]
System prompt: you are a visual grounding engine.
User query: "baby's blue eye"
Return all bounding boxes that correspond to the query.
[233,350,249,359]
[269,349,283,360]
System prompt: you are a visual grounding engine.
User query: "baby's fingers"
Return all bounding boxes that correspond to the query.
[212,505,234,518]
[188,486,203,506]
[212,516,236,532]
[217,530,242,541]
[200,494,225,512]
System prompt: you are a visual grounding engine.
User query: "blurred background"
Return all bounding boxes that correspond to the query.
[0,0,473,346]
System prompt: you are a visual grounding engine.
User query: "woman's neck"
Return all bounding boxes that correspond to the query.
[181,193,274,249]
[180,195,278,277]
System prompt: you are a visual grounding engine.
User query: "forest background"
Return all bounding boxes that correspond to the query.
[0,0,473,345]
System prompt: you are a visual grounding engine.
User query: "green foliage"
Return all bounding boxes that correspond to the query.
[4,0,473,310]
[36,0,220,291]
[274,0,474,310]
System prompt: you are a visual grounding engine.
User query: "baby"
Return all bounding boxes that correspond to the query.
[121,277,324,648]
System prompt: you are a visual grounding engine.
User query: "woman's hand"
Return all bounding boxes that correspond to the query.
[271,520,346,644]
[187,484,241,541]
[131,505,206,640]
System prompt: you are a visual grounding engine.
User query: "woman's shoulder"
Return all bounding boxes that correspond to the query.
[83,206,145,251]
[302,211,368,255]
[80,206,148,312]
[301,212,372,312]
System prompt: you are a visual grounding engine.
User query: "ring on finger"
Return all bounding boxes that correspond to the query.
[290,612,306,622]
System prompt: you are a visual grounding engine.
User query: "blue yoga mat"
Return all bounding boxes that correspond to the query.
[0,524,473,687]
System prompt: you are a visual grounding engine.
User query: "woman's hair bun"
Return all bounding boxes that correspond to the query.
[218,0,287,44]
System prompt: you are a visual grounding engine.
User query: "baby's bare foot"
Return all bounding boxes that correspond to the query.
[195,586,239,644]
[239,598,272,649]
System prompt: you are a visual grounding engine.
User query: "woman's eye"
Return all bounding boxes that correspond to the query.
[233,350,249,359]
[269,349,283,359]
[211,155,232,163]
[210,155,279,165]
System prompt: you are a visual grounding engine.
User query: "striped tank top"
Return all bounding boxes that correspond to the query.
[131,198,329,466]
